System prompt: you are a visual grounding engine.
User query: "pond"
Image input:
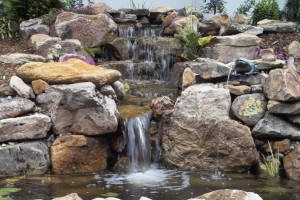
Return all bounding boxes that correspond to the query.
[1,165,300,200]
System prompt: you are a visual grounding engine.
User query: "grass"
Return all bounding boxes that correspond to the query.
[262,141,280,177]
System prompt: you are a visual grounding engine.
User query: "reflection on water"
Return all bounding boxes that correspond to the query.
[2,165,300,200]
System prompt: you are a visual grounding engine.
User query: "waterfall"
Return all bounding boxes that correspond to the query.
[123,113,151,172]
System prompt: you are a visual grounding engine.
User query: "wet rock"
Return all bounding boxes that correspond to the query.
[0,141,50,176]
[31,79,49,95]
[51,135,109,174]
[190,189,263,200]
[287,115,300,127]
[55,12,117,47]
[16,59,121,87]
[112,136,126,153]
[19,18,49,40]
[110,37,133,60]
[284,145,300,180]
[268,100,300,114]
[112,81,125,100]
[257,19,297,33]
[202,33,261,63]
[263,68,300,101]
[252,112,300,140]
[36,82,119,136]
[273,140,291,153]
[182,67,198,89]
[231,93,267,126]
[251,59,285,70]
[52,193,83,200]
[288,41,300,59]
[9,76,35,99]
[163,84,258,170]
[224,85,251,95]
[150,96,175,121]
[0,97,35,120]
[98,60,133,80]
[0,53,46,65]
[0,114,51,142]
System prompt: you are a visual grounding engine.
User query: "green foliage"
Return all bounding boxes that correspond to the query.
[3,0,65,22]
[282,0,300,22]
[0,15,19,39]
[42,8,58,26]
[176,27,207,60]
[201,0,226,15]
[262,141,280,177]
[0,187,21,200]
[85,47,102,58]
[235,0,255,16]
[252,0,280,25]
[129,0,152,10]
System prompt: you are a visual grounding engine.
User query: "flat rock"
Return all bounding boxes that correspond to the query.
[268,100,300,114]
[0,53,46,65]
[19,18,49,40]
[263,68,300,101]
[0,114,51,142]
[251,59,285,70]
[257,19,297,33]
[9,75,35,99]
[0,142,50,176]
[52,193,83,200]
[231,93,267,126]
[16,58,121,87]
[287,115,300,127]
[224,85,251,95]
[252,112,300,140]
[190,189,263,200]
[284,145,300,180]
[51,135,109,174]
[0,97,35,120]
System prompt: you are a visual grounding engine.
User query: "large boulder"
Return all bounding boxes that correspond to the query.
[19,18,49,40]
[163,84,258,171]
[55,12,117,47]
[284,145,300,180]
[263,68,300,101]
[0,114,51,142]
[268,100,300,114]
[16,58,121,87]
[0,53,46,65]
[0,97,35,120]
[36,82,119,136]
[252,112,300,140]
[202,33,261,63]
[110,37,133,60]
[231,93,267,126]
[190,189,263,200]
[0,142,50,176]
[257,19,298,33]
[51,135,109,174]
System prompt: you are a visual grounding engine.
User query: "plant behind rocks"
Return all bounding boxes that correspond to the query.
[282,0,300,22]
[252,0,280,25]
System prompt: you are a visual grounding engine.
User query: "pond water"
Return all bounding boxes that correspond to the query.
[1,165,300,200]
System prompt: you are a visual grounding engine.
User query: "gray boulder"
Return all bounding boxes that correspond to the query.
[36,82,119,136]
[190,189,263,200]
[0,114,51,142]
[257,19,298,33]
[284,145,300,180]
[252,112,300,140]
[0,53,46,65]
[163,84,258,171]
[0,142,50,176]
[231,93,267,126]
[0,97,35,120]
[268,100,300,114]
[19,18,49,40]
[55,12,118,47]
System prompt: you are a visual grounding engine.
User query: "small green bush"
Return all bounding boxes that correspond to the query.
[252,0,280,25]
[3,0,65,22]
[0,16,19,39]
[42,8,59,26]
[282,0,300,22]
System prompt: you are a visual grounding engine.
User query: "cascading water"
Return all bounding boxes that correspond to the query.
[123,113,152,172]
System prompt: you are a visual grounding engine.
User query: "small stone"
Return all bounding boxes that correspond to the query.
[9,76,35,99]
[225,85,251,96]
[273,140,290,153]
[31,79,49,95]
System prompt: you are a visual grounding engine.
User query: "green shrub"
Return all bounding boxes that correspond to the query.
[0,15,19,39]
[235,0,255,17]
[252,0,280,25]
[3,0,65,22]
[201,0,226,15]
[262,141,280,177]
[42,8,59,26]
[282,0,300,22]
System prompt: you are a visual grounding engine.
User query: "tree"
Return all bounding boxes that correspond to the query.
[282,0,300,22]
[235,0,255,16]
[201,0,226,15]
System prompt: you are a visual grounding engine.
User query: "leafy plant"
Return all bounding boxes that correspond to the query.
[3,0,65,22]
[129,0,152,10]
[201,0,226,15]
[234,0,255,17]
[262,141,280,177]
[282,0,300,22]
[85,47,101,59]
[252,0,280,25]
[0,187,21,200]
[0,15,19,39]
[42,8,59,26]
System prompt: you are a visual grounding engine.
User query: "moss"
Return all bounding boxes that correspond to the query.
[239,96,264,117]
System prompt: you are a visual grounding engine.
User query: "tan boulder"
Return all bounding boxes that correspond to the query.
[211,13,230,26]
[151,6,175,13]
[182,67,198,89]
[288,41,300,59]
[89,2,113,14]
[235,14,248,24]
[162,11,177,29]
[16,59,121,87]
[29,34,60,47]
[31,79,49,95]
[225,85,251,95]
[284,145,300,180]
[51,135,109,174]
